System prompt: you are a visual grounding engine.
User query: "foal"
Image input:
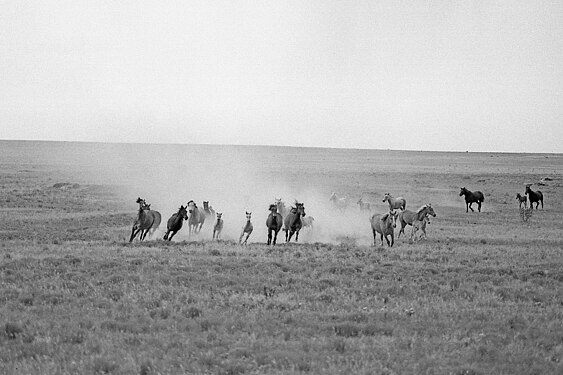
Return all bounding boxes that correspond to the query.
[213,213,223,240]
[239,212,253,245]
[515,193,527,208]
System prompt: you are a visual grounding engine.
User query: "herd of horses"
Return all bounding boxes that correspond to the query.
[129,184,545,246]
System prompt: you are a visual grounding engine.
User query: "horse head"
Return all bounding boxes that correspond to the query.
[425,204,436,217]
[268,204,277,212]
[295,202,306,217]
[459,187,467,196]
[382,193,390,202]
[216,212,222,220]
[178,206,188,220]
[245,211,252,220]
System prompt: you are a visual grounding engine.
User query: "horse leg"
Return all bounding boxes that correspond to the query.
[273,231,278,245]
[295,230,299,242]
[372,229,377,246]
[168,231,176,241]
[130,227,138,242]
[478,201,481,212]
[267,229,272,245]
[287,230,294,242]
[239,231,244,244]
[389,234,394,247]
[163,230,169,240]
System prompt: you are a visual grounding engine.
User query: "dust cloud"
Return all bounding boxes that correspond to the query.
[78,143,376,245]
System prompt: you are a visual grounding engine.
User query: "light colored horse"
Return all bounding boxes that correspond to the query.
[130,198,155,242]
[266,204,283,245]
[330,192,348,211]
[203,201,216,220]
[397,204,436,239]
[274,198,289,218]
[163,205,188,241]
[382,193,406,211]
[187,200,205,236]
[239,212,253,244]
[213,212,223,240]
[284,202,306,242]
[301,216,315,229]
[370,210,398,247]
[411,215,431,242]
[357,197,371,212]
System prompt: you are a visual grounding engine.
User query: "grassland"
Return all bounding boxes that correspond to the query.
[1,141,562,374]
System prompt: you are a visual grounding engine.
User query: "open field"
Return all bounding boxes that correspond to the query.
[1,140,563,374]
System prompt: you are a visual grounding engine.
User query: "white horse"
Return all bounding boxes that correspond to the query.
[383,193,406,211]
[330,192,348,211]
[239,212,253,244]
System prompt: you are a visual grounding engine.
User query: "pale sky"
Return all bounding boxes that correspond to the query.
[1,1,562,153]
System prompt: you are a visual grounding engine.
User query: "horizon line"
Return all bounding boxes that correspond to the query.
[0,138,561,156]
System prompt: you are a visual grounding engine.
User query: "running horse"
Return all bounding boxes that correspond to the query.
[187,200,206,236]
[239,211,253,245]
[137,198,162,239]
[266,204,283,245]
[382,193,406,211]
[459,187,484,212]
[284,202,306,242]
[130,197,155,242]
[329,192,348,211]
[274,198,289,218]
[370,210,398,247]
[396,204,436,239]
[163,205,188,241]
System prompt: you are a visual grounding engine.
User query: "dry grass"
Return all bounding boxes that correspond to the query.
[1,141,562,374]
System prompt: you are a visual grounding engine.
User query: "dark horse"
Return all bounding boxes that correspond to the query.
[130,198,155,242]
[284,202,306,242]
[525,185,544,210]
[459,187,485,212]
[266,204,283,245]
[163,205,188,241]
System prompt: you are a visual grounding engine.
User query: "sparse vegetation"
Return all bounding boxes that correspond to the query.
[1,141,562,374]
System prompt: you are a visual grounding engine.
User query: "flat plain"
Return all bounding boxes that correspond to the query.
[1,140,562,374]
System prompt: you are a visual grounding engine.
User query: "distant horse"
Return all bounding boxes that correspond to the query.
[459,187,484,212]
[357,197,371,212]
[397,204,436,239]
[382,193,406,211]
[525,185,543,210]
[163,205,188,241]
[301,216,315,229]
[370,210,397,247]
[330,192,348,211]
[239,212,253,244]
[213,212,223,240]
[266,204,283,245]
[275,198,289,218]
[130,198,155,242]
[515,193,527,208]
[284,202,306,242]
[203,201,216,220]
[138,198,162,238]
[187,200,206,236]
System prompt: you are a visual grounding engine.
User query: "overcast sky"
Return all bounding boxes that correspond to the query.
[1,1,562,153]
